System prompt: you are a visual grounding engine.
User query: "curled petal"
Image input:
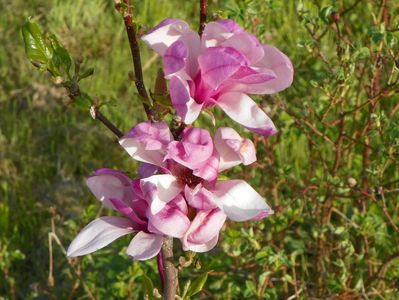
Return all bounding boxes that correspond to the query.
[183,234,219,253]
[67,216,134,257]
[127,231,163,261]
[170,76,203,124]
[214,127,256,172]
[147,195,190,238]
[166,127,214,170]
[211,180,273,221]
[216,92,277,136]
[120,121,173,167]
[184,184,217,211]
[183,208,226,250]
[192,153,219,182]
[140,174,182,214]
[86,169,133,209]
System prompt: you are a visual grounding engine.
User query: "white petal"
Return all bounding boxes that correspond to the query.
[214,127,256,172]
[142,19,191,55]
[67,216,133,257]
[126,232,163,261]
[140,174,182,214]
[211,180,273,221]
[119,136,166,167]
[183,234,219,252]
[216,92,277,136]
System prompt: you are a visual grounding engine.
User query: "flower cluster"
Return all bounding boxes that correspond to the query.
[142,19,293,135]
[67,18,293,261]
[67,122,273,260]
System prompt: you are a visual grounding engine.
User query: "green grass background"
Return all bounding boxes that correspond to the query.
[1,0,399,299]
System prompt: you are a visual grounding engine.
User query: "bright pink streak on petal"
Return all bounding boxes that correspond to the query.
[147,195,190,238]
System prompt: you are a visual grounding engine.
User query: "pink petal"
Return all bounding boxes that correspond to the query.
[142,19,201,77]
[221,32,264,64]
[147,195,190,238]
[67,216,134,257]
[120,121,173,167]
[138,162,159,178]
[165,127,214,170]
[182,209,226,251]
[126,231,163,261]
[202,22,234,48]
[163,40,188,77]
[214,127,256,172]
[184,184,217,211]
[217,19,244,33]
[142,19,191,55]
[251,45,294,94]
[140,174,182,214]
[169,76,203,124]
[198,47,247,90]
[109,198,148,228]
[211,180,273,221]
[192,153,219,182]
[86,169,133,209]
[216,92,277,136]
[183,234,219,252]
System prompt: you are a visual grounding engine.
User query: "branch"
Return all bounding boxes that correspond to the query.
[120,0,157,121]
[65,81,123,139]
[161,237,178,300]
[199,0,208,37]
[89,106,123,138]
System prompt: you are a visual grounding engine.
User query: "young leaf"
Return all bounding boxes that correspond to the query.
[21,18,52,69]
[185,272,208,298]
[47,34,72,76]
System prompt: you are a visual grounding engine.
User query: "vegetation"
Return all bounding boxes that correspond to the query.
[1,0,399,298]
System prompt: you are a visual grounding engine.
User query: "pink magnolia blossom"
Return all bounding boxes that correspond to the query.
[142,19,294,136]
[120,121,273,252]
[67,121,274,260]
[67,169,190,260]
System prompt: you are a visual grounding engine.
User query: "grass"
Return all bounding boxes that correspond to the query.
[1,0,399,299]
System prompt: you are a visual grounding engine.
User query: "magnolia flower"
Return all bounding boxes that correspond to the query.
[120,121,273,252]
[142,19,294,136]
[67,168,190,260]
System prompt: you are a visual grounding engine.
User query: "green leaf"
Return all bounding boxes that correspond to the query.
[185,272,208,298]
[319,6,336,24]
[21,18,52,69]
[78,67,94,81]
[47,34,72,76]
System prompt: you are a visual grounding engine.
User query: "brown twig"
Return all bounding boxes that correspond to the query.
[161,237,178,300]
[120,0,157,121]
[199,0,208,37]
[63,80,123,139]
[89,106,123,138]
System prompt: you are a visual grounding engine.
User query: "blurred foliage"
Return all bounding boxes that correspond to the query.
[1,0,399,299]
